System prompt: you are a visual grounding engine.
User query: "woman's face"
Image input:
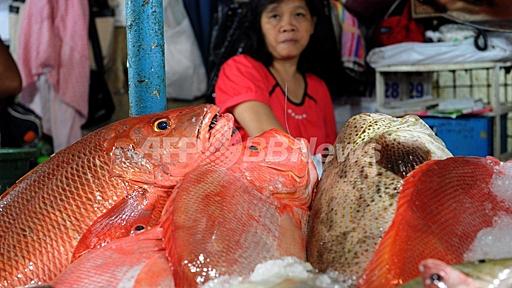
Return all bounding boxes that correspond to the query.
[260,0,315,62]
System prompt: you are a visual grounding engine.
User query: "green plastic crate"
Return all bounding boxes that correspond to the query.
[0,148,38,194]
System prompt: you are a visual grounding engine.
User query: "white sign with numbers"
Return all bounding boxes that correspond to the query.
[384,72,433,104]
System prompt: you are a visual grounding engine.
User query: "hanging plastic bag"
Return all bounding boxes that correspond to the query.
[163,0,207,100]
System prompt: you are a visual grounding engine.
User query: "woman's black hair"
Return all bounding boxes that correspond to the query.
[243,0,321,73]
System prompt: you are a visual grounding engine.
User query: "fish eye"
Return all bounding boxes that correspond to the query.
[154,119,170,131]
[249,145,259,151]
[133,225,145,232]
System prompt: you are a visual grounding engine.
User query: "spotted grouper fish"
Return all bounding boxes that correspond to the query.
[162,129,317,288]
[307,113,452,283]
[0,104,235,287]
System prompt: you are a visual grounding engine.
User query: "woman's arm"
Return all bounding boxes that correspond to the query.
[232,101,285,137]
[0,41,22,98]
[437,0,512,19]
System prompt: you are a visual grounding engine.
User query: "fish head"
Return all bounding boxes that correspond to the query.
[238,129,317,208]
[106,104,236,188]
[335,113,452,172]
[339,113,441,147]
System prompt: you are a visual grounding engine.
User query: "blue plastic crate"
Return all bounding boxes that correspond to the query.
[421,115,507,157]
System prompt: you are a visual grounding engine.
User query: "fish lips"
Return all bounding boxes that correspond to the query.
[198,107,238,152]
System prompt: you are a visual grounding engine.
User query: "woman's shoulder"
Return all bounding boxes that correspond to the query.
[305,73,327,87]
[305,73,329,96]
[222,54,266,71]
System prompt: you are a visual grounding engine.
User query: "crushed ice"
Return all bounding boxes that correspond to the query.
[491,162,512,206]
[465,214,512,261]
[201,257,354,288]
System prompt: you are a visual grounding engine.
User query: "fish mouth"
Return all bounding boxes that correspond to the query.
[209,113,219,132]
[199,105,238,149]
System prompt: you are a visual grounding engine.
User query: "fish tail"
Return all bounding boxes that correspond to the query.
[359,157,512,287]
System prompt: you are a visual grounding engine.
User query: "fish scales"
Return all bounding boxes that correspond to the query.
[0,104,233,287]
[163,129,316,288]
[361,157,512,287]
[52,228,173,287]
[0,128,128,286]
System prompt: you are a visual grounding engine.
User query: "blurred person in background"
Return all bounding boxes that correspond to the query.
[0,40,21,109]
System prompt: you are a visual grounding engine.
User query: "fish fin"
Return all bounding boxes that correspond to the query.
[132,253,174,287]
[359,157,512,287]
[374,134,432,178]
[72,187,169,261]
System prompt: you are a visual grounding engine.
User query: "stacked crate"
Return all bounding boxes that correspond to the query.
[375,62,512,159]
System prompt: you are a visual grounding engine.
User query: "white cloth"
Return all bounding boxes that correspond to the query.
[25,74,84,152]
[108,0,126,27]
[367,35,512,68]
[312,154,324,179]
[0,0,9,42]
[18,0,89,151]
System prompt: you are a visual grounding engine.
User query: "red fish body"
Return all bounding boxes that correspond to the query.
[0,104,234,287]
[52,228,173,288]
[162,129,317,288]
[360,157,512,287]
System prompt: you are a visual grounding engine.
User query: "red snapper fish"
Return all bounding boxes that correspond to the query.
[162,128,317,288]
[52,228,173,287]
[360,157,512,287]
[0,104,235,287]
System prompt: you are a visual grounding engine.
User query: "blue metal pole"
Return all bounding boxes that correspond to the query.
[126,0,166,116]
